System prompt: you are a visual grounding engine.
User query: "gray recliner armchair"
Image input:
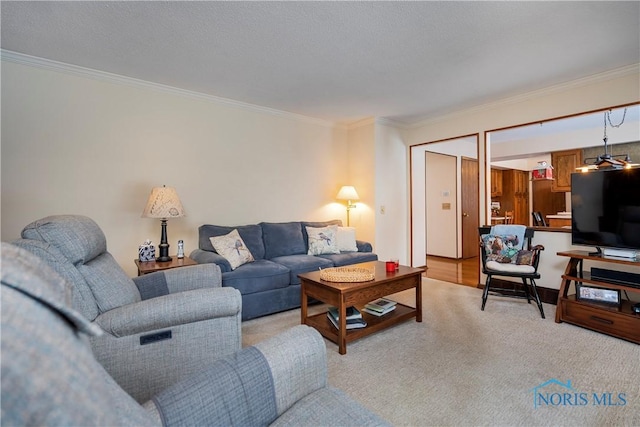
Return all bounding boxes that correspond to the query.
[13,215,242,402]
[1,243,389,426]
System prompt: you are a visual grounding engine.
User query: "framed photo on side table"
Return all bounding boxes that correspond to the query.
[576,284,621,307]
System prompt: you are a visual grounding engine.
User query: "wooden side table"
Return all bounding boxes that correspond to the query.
[134,256,197,276]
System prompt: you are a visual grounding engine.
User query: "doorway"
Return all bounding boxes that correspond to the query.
[410,134,480,287]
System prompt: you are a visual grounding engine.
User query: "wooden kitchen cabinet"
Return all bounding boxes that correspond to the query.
[551,149,582,192]
[490,168,503,197]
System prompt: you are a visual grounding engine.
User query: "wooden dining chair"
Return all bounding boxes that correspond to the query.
[532,211,547,227]
[504,211,514,224]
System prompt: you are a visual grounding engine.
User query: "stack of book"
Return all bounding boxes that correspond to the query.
[363,298,397,316]
[327,306,367,329]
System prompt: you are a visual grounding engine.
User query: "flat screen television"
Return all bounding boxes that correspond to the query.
[571,168,640,255]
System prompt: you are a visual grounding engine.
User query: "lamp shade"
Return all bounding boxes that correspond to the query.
[336,186,359,201]
[142,186,185,219]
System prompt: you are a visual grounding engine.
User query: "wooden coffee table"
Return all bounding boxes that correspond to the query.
[299,261,425,354]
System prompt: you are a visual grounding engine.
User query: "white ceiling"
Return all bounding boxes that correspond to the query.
[1,1,639,125]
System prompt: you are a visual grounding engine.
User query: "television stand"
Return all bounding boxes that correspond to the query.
[555,250,640,344]
[587,246,602,257]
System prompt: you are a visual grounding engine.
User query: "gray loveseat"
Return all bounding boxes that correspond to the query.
[1,242,390,427]
[190,220,377,320]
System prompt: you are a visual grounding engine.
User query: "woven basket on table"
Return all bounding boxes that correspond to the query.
[319,267,375,282]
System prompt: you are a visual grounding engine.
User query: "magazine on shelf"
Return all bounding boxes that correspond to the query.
[364,297,397,313]
[327,306,362,321]
[362,305,396,317]
[327,312,367,330]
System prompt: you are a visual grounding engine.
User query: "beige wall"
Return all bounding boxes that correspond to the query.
[3,54,638,281]
[374,121,409,264]
[1,59,372,276]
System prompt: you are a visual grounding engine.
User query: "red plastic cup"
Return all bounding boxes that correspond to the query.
[386,261,396,272]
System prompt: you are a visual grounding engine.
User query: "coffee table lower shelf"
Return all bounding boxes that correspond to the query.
[305,303,417,345]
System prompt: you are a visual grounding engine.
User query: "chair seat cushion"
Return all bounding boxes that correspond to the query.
[486,260,535,274]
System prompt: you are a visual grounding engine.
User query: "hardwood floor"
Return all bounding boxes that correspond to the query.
[424,255,480,288]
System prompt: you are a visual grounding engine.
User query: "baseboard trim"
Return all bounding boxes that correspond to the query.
[477,278,559,305]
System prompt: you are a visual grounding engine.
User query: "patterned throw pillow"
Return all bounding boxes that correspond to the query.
[209,229,255,270]
[306,225,340,255]
[516,249,535,266]
[336,227,358,252]
[482,234,521,264]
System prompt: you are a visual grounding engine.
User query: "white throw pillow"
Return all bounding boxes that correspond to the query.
[306,225,340,255]
[336,226,358,252]
[209,229,255,270]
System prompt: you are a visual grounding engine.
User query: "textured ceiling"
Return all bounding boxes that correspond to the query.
[1,1,639,125]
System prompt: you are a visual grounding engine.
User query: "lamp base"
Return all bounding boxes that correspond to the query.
[157,220,172,262]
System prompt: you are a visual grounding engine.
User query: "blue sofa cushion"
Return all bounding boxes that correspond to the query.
[318,252,378,267]
[199,224,265,260]
[261,222,306,259]
[302,220,342,248]
[221,260,290,295]
[270,255,334,285]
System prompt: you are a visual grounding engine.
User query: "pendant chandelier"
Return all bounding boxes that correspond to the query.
[578,108,637,172]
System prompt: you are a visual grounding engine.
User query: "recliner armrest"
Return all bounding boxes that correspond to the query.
[254,325,327,417]
[162,263,222,292]
[95,287,241,337]
[144,325,326,425]
[133,264,222,300]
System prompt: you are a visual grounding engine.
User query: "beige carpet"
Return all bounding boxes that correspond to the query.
[242,279,640,426]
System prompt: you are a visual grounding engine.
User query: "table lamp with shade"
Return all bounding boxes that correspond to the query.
[142,185,185,262]
[336,185,359,226]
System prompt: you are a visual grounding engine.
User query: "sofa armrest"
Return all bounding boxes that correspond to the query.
[254,325,327,417]
[95,287,241,337]
[189,248,232,273]
[356,240,373,252]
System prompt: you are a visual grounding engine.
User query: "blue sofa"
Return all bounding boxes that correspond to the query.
[190,220,378,320]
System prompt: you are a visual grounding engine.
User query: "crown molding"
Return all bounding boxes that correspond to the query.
[4,49,636,133]
[345,117,376,130]
[0,49,337,128]
[343,116,409,131]
[408,63,640,130]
